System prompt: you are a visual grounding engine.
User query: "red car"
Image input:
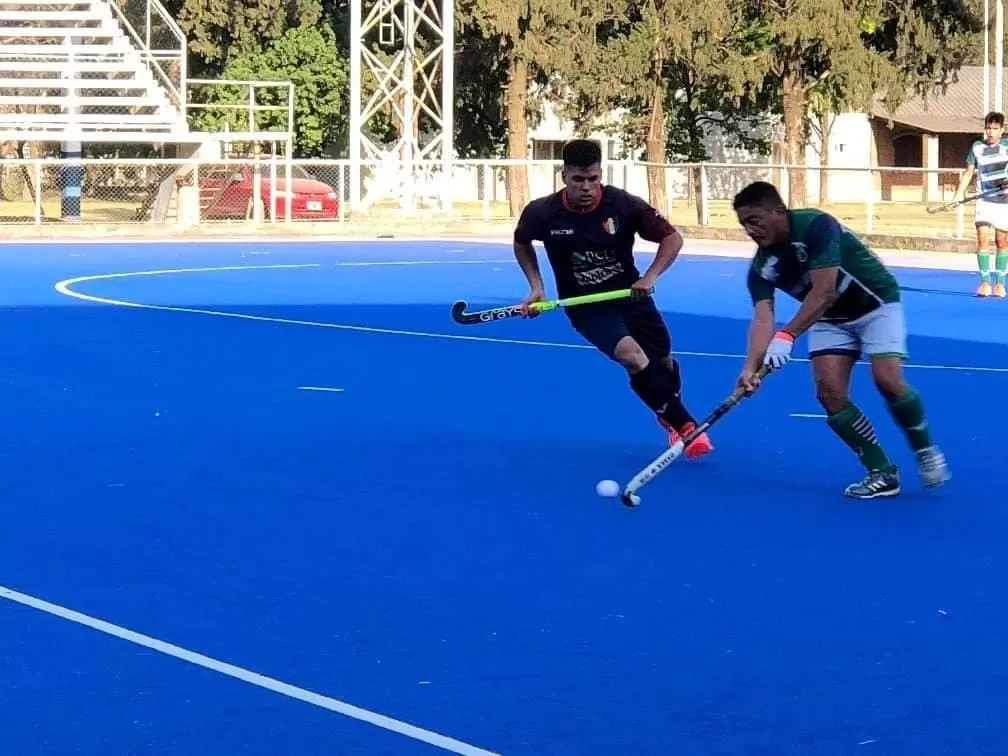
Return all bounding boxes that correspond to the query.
[200,164,340,221]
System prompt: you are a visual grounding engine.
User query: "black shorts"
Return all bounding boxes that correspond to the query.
[566,296,672,360]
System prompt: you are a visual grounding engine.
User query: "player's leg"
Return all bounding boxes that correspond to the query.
[566,303,707,455]
[994,226,1008,298]
[973,207,994,296]
[807,323,900,499]
[622,297,713,457]
[857,302,951,487]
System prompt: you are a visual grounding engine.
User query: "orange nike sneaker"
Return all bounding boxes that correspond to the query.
[659,418,714,459]
[678,421,714,459]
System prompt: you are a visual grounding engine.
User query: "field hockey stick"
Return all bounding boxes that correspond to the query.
[450,288,634,326]
[619,364,774,508]
[926,185,1008,214]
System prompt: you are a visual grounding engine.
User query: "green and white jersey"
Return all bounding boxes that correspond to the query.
[746,209,900,323]
[966,137,1008,203]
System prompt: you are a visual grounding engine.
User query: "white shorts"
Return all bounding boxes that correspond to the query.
[807,302,907,360]
[975,199,1008,231]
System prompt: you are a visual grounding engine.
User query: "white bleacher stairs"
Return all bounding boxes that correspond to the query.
[0,0,188,139]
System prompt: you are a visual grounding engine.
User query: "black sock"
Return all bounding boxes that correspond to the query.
[666,357,682,396]
[629,360,694,429]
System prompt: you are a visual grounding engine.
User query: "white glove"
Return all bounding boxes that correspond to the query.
[763,330,795,368]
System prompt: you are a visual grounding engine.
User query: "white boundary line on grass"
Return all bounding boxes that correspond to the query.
[0,585,499,756]
[52,260,1008,374]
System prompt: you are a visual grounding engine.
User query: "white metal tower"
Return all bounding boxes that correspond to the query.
[348,0,455,213]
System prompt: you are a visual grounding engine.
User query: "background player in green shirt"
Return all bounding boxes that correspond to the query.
[731,181,950,499]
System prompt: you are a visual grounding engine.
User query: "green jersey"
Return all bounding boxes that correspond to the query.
[965,136,1008,202]
[746,209,900,323]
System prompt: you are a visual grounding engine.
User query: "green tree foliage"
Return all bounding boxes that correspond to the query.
[455,0,614,214]
[741,0,982,204]
[191,25,349,157]
[557,0,772,212]
[159,0,989,213]
[164,0,324,75]
[662,59,777,164]
[452,28,509,158]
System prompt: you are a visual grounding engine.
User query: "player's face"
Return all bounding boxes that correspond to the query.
[735,203,789,248]
[985,121,1004,143]
[562,163,602,208]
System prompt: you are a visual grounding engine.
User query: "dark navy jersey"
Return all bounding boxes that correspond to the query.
[513,186,676,298]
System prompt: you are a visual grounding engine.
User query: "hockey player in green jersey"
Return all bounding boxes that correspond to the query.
[731,180,950,499]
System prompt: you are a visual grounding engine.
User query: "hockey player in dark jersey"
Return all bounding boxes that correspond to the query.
[512,139,712,457]
[732,180,950,499]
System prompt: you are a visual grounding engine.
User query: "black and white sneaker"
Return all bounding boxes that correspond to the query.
[844,468,901,499]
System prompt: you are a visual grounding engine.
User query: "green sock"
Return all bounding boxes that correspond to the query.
[996,251,1008,284]
[886,387,933,452]
[827,403,894,473]
[978,251,993,283]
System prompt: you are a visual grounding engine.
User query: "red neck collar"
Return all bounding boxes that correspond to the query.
[561,186,603,213]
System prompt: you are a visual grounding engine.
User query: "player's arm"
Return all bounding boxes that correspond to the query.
[640,231,683,287]
[738,270,776,390]
[628,194,683,285]
[955,150,976,199]
[513,239,545,294]
[778,215,842,339]
[744,299,776,373]
[513,203,546,308]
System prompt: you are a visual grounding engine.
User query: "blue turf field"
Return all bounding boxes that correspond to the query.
[1,237,1006,755]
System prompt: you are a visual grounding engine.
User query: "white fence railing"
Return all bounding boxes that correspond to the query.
[0,157,974,239]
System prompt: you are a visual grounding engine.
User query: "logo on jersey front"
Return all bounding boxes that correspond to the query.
[572,247,623,286]
[602,217,617,235]
[759,255,779,282]
[791,242,808,262]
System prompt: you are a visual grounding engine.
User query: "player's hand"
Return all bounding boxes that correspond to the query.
[736,369,762,394]
[631,277,655,299]
[762,330,795,368]
[519,287,546,318]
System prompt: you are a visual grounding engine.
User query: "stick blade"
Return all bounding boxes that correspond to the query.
[450,300,470,324]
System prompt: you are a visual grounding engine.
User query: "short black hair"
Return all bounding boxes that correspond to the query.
[562,139,602,168]
[732,181,787,211]
[986,111,1005,127]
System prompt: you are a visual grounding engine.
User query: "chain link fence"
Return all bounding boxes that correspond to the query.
[0,156,972,240]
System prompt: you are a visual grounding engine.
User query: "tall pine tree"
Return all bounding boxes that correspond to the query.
[556,0,772,212]
[456,0,615,214]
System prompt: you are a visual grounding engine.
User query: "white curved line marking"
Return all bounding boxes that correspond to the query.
[52,261,1008,373]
